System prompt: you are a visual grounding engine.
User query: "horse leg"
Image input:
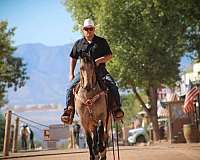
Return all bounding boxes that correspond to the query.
[97,120,107,160]
[25,138,27,150]
[21,137,24,149]
[93,128,100,160]
[86,132,95,160]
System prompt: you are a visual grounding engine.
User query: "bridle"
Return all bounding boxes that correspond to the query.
[75,86,106,124]
[76,53,106,121]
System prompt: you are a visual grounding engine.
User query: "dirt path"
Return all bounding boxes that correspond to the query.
[3,143,200,160]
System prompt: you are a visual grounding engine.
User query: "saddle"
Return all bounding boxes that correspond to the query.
[62,80,123,124]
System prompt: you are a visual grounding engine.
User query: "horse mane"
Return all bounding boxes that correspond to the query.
[80,52,95,65]
[80,52,97,90]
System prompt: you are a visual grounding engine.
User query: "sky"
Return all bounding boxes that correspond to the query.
[0,0,82,126]
[0,0,81,46]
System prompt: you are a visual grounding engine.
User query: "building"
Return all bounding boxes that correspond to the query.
[43,124,70,149]
[179,62,200,95]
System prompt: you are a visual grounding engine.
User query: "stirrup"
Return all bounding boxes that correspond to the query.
[61,115,73,125]
[61,106,74,125]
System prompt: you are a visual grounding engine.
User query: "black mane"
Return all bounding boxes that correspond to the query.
[81,52,95,64]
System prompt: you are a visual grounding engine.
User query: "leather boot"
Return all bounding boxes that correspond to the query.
[108,91,124,121]
[61,106,75,125]
[61,95,75,125]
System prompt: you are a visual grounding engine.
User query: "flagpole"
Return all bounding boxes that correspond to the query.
[194,97,198,129]
[197,87,200,132]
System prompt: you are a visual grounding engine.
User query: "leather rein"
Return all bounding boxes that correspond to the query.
[74,89,106,108]
[74,88,106,123]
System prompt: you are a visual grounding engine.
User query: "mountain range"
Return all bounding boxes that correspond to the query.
[8,43,73,106]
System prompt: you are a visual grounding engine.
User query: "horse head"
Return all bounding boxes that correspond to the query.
[80,52,97,91]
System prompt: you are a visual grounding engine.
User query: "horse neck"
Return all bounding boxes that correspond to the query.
[79,82,101,98]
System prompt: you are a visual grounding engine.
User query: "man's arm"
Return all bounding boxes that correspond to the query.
[95,54,112,66]
[69,57,77,81]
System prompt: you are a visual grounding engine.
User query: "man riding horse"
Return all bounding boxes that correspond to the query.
[61,18,124,125]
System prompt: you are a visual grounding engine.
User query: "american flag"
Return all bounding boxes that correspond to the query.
[183,86,199,113]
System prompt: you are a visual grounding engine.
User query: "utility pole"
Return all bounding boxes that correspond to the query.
[3,110,12,157]
[12,117,19,153]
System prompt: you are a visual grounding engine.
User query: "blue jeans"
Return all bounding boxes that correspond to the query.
[65,73,121,108]
[102,74,121,107]
[66,73,80,107]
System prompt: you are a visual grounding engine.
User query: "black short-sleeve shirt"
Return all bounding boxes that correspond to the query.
[70,35,112,76]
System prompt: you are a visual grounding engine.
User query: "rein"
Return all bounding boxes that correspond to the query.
[75,90,105,107]
[75,90,106,122]
[110,114,121,160]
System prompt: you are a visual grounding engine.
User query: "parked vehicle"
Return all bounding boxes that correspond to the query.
[127,128,147,145]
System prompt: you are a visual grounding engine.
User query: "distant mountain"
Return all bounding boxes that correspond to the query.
[7,43,73,105]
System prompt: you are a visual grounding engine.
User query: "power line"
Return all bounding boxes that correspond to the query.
[19,119,44,131]
[12,112,49,128]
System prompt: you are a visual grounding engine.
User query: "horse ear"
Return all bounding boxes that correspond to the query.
[89,44,97,58]
[80,52,88,59]
[80,52,84,58]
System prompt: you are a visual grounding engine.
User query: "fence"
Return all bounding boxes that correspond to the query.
[3,110,49,157]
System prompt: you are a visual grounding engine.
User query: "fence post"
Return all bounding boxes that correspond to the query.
[72,129,75,148]
[12,117,19,153]
[3,110,12,157]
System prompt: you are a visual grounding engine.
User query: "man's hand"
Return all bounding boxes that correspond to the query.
[95,54,112,66]
[69,74,74,81]
[95,60,100,67]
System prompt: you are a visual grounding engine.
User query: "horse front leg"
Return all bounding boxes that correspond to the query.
[97,120,107,160]
[93,127,100,160]
[86,132,95,160]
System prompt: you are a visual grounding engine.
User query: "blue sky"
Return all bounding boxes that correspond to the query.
[0,0,81,46]
[0,0,82,125]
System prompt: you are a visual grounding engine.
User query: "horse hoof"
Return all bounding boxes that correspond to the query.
[95,155,99,160]
[90,156,94,160]
[100,156,106,160]
[100,149,106,160]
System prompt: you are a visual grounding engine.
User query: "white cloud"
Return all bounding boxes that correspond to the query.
[2,104,63,113]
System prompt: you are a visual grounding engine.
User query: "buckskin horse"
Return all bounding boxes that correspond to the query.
[74,53,109,160]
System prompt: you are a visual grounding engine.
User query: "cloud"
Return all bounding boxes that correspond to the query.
[2,104,63,113]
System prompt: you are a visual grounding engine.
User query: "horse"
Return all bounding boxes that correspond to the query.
[74,53,109,160]
[20,125,30,150]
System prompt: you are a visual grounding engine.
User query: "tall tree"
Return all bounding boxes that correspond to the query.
[0,21,28,106]
[64,0,200,140]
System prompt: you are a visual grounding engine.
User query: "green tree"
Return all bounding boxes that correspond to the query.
[64,0,200,140]
[0,21,28,106]
[122,91,148,126]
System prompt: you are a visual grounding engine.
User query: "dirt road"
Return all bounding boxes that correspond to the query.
[2,143,200,160]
